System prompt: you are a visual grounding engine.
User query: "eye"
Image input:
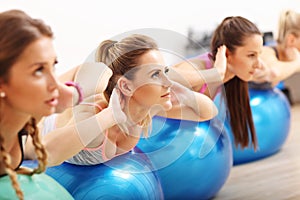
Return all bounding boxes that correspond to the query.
[248,53,256,58]
[52,60,58,72]
[34,65,45,76]
[164,67,169,74]
[151,71,160,78]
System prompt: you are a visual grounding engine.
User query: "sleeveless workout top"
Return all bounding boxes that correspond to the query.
[41,114,57,136]
[197,52,213,93]
[42,103,110,165]
[0,129,28,177]
[65,102,110,165]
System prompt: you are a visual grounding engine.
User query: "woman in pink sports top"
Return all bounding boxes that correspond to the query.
[170,16,264,150]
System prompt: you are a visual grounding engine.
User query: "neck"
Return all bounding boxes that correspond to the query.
[223,67,235,83]
[1,105,31,150]
[124,97,149,126]
[276,44,288,61]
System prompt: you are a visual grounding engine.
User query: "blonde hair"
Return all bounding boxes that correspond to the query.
[277,9,300,44]
[95,34,159,137]
[0,118,48,200]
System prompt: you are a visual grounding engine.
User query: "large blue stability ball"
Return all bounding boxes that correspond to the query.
[214,87,291,165]
[137,117,232,199]
[46,148,163,200]
[0,172,73,199]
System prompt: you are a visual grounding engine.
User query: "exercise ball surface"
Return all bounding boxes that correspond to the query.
[46,149,163,200]
[0,173,73,200]
[214,87,291,165]
[137,116,232,199]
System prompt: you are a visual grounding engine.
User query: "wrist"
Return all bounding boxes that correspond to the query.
[181,90,193,105]
[65,81,84,106]
[98,107,117,126]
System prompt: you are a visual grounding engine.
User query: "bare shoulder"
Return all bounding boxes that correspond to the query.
[173,57,206,71]
[261,46,277,57]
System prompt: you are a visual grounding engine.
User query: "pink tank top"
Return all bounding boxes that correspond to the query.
[197,52,213,93]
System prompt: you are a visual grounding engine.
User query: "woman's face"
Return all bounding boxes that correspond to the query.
[1,37,59,117]
[128,50,173,110]
[290,32,300,51]
[227,34,263,81]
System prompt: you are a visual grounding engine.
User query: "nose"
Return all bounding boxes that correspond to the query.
[47,72,59,92]
[162,73,173,88]
[254,57,263,69]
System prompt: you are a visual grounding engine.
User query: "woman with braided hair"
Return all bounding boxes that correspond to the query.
[0,9,73,199]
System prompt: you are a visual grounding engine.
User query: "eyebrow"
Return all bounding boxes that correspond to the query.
[247,50,260,54]
[147,68,161,75]
[147,66,169,75]
[29,58,58,68]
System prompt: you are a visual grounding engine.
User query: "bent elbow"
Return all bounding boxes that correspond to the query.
[200,104,218,121]
[46,152,65,167]
[47,159,64,167]
[212,104,218,118]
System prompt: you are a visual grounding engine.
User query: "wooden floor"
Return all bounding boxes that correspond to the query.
[213,103,300,200]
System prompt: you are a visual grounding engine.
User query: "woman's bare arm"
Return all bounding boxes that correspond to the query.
[254,46,300,86]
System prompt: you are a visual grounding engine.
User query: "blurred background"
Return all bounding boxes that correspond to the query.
[1,0,300,74]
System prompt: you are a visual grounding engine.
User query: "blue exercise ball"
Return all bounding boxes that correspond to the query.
[0,172,73,199]
[136,117,232,199]
[214,87,291,165]
[46,148,163,200]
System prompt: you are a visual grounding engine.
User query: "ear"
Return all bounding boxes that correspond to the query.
[117,77,134,97]
[225,49,233,64]
[0,81,6,98]
[286,33,297,47]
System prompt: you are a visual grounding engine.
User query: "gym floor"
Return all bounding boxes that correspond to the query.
[213,103,300,200]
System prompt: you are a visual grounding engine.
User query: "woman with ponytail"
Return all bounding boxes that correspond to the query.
[252,9,300,86]
[171,16,264,150]
[35,33,218,166]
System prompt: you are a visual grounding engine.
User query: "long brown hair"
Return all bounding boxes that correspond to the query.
[210,16,261,149]
[0,9,52,200]
[95,34,159,136]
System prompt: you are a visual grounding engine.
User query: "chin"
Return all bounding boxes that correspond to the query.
[162,102,173,111]
[241,75,252,82]
[43,109,56,117]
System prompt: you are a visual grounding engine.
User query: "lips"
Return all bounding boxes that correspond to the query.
[161,92,170,98]
[46,97,58,106]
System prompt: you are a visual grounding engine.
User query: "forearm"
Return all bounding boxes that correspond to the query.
[170,81,218,121]
[182,90,218,120]
[169,65,205,89]
[55,63,112,113]
[55,83,80,113]
[260,47,300,86]
[271,61,300,86]
[43,108,116,166]
[170,65,223,91]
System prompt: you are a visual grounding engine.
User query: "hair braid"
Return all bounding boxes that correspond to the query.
[0,134,24,200]
[25,118,48,174]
